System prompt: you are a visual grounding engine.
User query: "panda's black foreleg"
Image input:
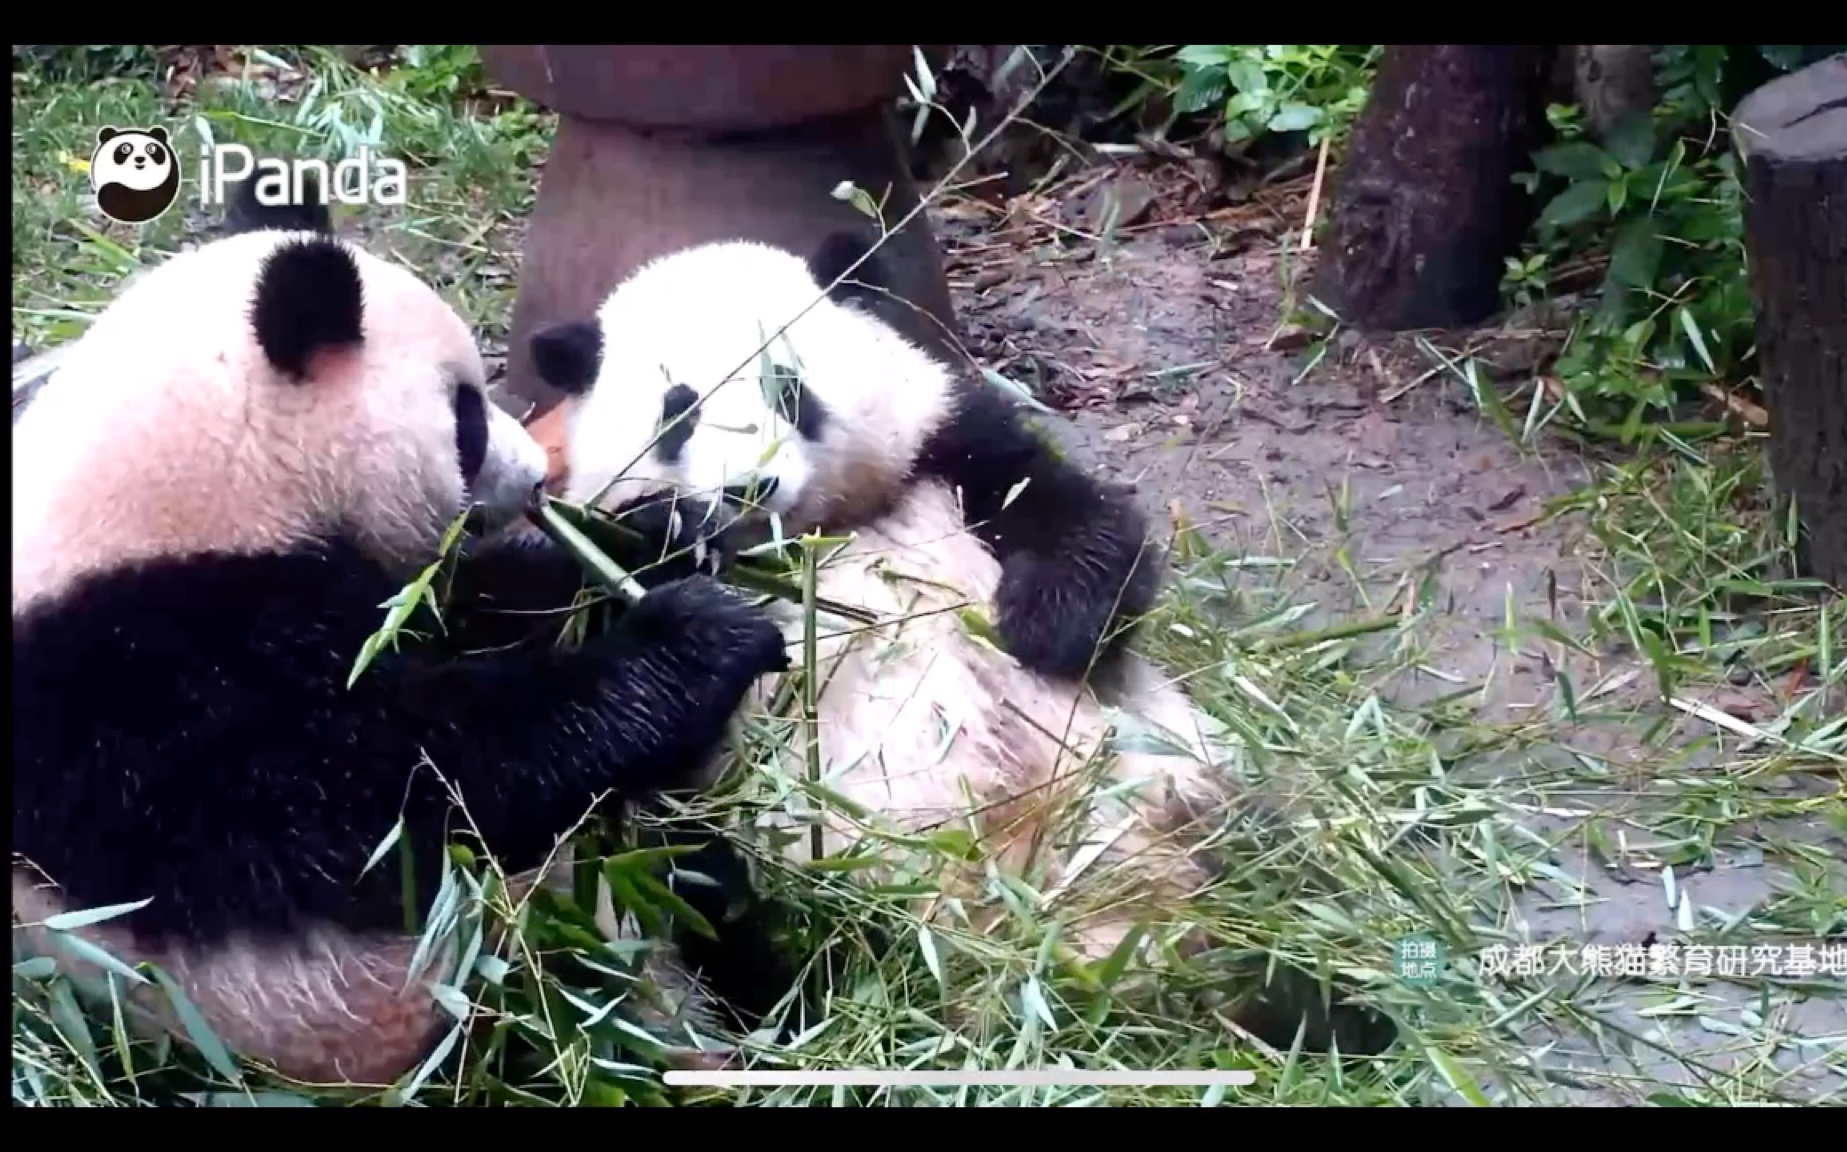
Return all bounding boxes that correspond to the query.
[918,383,1163,682]
[376,572,790,877]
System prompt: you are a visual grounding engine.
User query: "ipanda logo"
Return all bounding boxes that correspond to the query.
[88,125,181,225]
[198,143,409,213]
[85,125,409,227]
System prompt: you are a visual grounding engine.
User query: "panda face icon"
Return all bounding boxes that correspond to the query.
[89,125,182,225]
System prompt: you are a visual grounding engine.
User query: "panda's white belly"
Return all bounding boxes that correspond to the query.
[741,481,1223,955]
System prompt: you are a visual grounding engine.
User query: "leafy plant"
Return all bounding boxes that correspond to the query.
[1108,45,1380,148]
[389,45,489,103]
[1505,45,1832,436]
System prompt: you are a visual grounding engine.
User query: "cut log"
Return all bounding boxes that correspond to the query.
[1311,45,1557,331]
[1734,55,1847,589]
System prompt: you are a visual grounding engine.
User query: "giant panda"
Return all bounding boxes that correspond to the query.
[523,233,1234,979]
[11,181,799,1087]
[522,234,1402,1056]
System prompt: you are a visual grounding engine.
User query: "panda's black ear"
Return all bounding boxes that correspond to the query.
[530,320,603,395]
[97,126,120,145]
[251,236,365,382]
[224,172,332,237]
[808,229,892,310]
[148,126,169,144]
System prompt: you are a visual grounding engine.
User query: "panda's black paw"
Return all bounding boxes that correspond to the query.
[648,829,804,1032]
[994,559,1120,681]
[1230,964,1400,1059]
[608,490,743,588]
[625,575,791,687]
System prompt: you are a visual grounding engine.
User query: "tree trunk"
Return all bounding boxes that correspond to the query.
[1734,55,1847,589]
[1311,45,1557,331]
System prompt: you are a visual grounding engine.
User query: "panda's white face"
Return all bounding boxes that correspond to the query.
[550,240,957,534]
[574,340,820,519]
[89,129,174,192]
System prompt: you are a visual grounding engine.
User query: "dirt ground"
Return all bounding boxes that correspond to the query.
[928,164,1843,1104]
[933,169,1605,716]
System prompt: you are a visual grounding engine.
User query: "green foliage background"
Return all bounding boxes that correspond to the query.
[1109,44,1839,438]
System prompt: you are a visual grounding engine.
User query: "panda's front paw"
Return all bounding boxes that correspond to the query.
[608,490,741,588]
[994,556,1120,681]
[625,575,791,687]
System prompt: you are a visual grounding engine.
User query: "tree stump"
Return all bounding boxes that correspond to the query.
[1311,45,1557,331]
[1734,55,1847,589]
[479,46,960,419]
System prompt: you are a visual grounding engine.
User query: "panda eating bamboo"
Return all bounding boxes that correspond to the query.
[11,181,798,1085]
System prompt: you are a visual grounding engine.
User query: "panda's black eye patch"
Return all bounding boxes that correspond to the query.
[453,384,488,486]
[769,364,828,441]
[530,320,603,395]
[146,141,166,163]
[655,383,701,464]
[114,143,132,164]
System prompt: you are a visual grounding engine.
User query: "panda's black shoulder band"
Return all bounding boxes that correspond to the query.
[252,236,365,381]
[530,320,603,395]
